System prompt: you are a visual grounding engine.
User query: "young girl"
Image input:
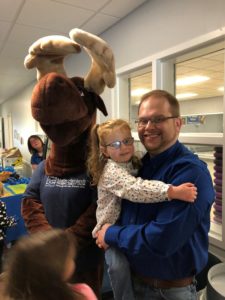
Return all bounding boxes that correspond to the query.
[87,119,197,300]
[1,229,97,300]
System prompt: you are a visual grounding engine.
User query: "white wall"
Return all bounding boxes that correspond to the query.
[101,0,225,68]
[0,82,38,165]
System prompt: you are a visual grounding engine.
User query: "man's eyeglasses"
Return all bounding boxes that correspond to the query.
[105,137,134,149]
[135,116,178,127]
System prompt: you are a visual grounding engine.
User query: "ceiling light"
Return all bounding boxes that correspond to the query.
[218,86,224,92]
[131,88,151,97]
[176,76,209,86]
[176,93,198,100]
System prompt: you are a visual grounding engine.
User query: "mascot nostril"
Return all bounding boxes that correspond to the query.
[22,28,115,299]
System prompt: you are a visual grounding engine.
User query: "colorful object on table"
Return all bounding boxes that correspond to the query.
[2,176,30,196]
[1,147,23,168]
[4,184,27,195]
[0,171,12,182]
[0,182,3,196]
[5,177,30,186]
[12,157,23,167]
[0,166,15,173]
[0,166,15,183]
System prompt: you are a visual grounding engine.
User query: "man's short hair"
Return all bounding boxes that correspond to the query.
[138,89,180,117]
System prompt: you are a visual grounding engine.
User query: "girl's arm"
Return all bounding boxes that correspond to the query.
[168,183,197,202]
[101,160,197,203]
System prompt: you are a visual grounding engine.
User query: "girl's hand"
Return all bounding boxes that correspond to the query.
[95,223,111,250]
[168,183,197,202]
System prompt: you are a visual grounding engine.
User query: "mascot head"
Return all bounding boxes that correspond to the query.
[24,29,115,175]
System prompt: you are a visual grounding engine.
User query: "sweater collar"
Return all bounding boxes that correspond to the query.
[142,140,180,167]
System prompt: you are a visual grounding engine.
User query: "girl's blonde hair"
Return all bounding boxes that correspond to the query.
[87,119,132,185]
[2,229,84,300]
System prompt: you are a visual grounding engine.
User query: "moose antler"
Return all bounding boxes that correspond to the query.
[69,28,116,95]
[24,29,116,95]
[24,35,81,81]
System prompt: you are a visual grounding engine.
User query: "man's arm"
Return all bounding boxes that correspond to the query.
[103,165,215,258]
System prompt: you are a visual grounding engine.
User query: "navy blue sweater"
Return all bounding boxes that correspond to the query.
[106,141,215,280]
[23,161,101,271]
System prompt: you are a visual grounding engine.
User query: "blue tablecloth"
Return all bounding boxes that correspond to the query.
[1,194,28,244]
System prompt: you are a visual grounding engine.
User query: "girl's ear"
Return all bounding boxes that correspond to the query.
[100,145,109,158]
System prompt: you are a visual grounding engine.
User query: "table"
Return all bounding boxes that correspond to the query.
[1,194,28,244]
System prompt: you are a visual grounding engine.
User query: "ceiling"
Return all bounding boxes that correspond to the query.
[176,49,224,100]
[0,0,147,104]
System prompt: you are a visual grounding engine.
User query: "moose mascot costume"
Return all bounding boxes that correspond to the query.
[22,28,115,299]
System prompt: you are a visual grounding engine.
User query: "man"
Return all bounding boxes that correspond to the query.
[96,89,215,300]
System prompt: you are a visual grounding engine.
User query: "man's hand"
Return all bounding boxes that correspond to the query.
[96,223,111,250]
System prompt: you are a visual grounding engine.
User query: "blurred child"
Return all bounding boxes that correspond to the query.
[87,119,197,300]
[2,229,97,300]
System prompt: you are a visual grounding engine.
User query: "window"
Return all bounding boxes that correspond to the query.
[175,44,224,134]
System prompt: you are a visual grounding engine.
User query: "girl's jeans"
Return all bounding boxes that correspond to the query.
[105,247,135,300]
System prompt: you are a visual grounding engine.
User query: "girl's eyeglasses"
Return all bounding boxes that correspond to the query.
[105,137,134,149]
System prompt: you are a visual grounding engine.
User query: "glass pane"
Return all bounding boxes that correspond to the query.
[181,114,223,133]
[129,67,152,130]
[184,143,223,240]
[175,47,224,134]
